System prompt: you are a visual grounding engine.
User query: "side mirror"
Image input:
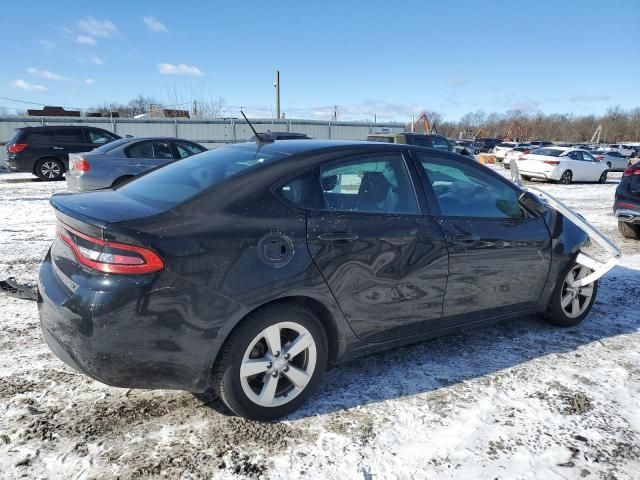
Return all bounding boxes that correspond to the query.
[518,191,547,217]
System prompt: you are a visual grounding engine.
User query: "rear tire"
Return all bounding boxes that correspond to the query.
[559,170,572,184]
[598,171,607,184]
[618,221,640,240]
[545,262,598,327]
[213,303,328,420]
[35,158,64,181]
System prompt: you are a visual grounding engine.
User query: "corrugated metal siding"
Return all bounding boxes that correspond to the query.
[0,116,406,166]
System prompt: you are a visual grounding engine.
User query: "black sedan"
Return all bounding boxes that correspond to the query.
[38,140,597,420]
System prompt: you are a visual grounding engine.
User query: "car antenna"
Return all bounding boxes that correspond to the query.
[240,110,273,144]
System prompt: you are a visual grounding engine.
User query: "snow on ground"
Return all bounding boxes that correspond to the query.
[0,169,639,480]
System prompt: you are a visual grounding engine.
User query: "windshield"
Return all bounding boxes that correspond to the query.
[116,144,289,209]
[531,148,564,157]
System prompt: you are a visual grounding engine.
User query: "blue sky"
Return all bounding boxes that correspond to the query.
[1,0,639,122]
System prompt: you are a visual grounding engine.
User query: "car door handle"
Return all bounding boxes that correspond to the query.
[452,233,481,246]
[317,232,359,242]
[52,146,65,150]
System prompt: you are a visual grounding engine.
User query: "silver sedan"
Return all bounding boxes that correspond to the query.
[65,137,207,192]
[589,150,629,172]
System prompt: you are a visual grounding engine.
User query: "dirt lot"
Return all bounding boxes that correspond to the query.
[0,169,639,480]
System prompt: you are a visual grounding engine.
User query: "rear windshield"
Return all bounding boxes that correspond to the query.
[116,144,289,209]
[8,130,21,144]
[497,142,516,148]
[531,148,563,156]
[92,138,129,153]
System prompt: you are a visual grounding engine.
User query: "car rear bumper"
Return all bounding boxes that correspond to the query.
[65,174,107,192]
[615,208,640,224]
[37,251,227,392]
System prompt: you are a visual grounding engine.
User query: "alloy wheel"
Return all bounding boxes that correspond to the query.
[560,171,572,184]
[40,161,61,179]
[560,265,595,319]
[240,321,317,408]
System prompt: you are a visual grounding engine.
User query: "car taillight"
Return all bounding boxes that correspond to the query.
[56,222,164,275]
[7,143,28,153]
[617,201,639,209]
[595,156,604,161]
[74,159,91,172]
[623,167,640,176]
[544,160,560,165]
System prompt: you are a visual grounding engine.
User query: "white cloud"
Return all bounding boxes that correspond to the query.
[87,55,104,65]
[76,34,96,46]
[10,79,47,92]
[84,79,95,85]
[143,15,168,32]
[447,74,467,87]
[158,63,203,76]
[38,39,57,50]
[77,17,118,38]
[27,67,67,81]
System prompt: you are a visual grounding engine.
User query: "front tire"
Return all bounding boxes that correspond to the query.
[35,158,64,181]
[545,263,598,327]
[213,303,328,420]
[618,221,640,240]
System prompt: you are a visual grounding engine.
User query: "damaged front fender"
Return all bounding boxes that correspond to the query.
[510,158,621,287]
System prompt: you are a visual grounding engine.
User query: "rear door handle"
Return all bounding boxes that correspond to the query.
[317,232,359,242]
[452,233,481,246]
[53,146,65,150]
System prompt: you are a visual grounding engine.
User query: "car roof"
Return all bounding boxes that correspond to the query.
[230,139,415,156]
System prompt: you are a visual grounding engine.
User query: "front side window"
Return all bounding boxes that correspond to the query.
[175,141,206,159]
[87,129,118,144]
[319,154,418,214]
[417,154,524,219]
[581,151,595,162]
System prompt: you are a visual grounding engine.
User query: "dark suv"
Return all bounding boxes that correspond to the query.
[614,162,640,239]
[6,126,121,180]
[367,132,454,150]
[473,138,502,153]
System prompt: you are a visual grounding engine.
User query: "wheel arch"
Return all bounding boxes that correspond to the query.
[212,295,341,372]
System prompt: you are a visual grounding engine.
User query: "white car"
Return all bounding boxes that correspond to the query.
[603,144,634,157]
[589,150,629,171]
[493,142,523,161]
[517,147,609,184]
[503,145,535,168]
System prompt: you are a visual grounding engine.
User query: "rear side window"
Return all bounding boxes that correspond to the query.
[54,128,85,143]
[409,136,432,148]
[275,174,310,209]
[430,136,451,151]
[318,154,418,214]
[116,144,288,209]
[24,130,54,143]
[417,154,524,219]
[127,141,174,160]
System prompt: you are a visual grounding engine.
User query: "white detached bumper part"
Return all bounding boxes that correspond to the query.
[510,160,621,288]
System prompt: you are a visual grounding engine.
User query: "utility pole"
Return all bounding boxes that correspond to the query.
[274,70,281,120]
